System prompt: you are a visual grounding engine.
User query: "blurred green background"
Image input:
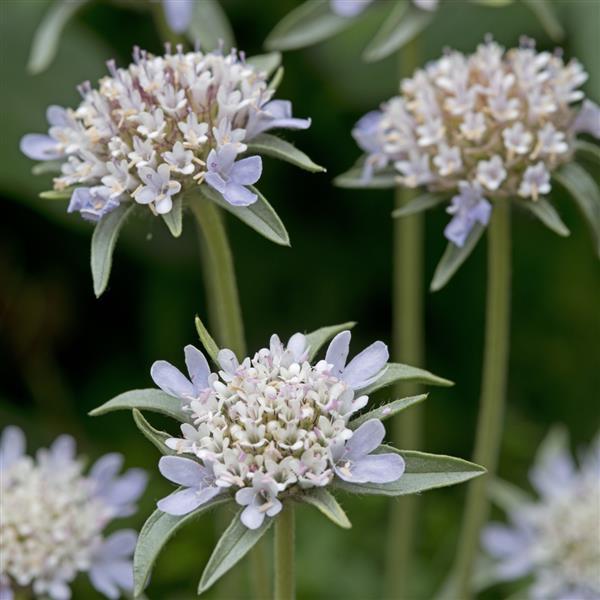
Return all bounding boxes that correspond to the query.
[0,0,599,598]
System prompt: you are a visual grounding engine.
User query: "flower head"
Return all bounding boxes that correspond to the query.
[482,429,600,599]
[353,38,600,245]
[152,330,405,529]
[21,46,309,219]
[0,426,147,600]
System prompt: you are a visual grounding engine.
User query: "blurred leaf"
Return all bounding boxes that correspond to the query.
[334,158,397,189]
[268,66,285,91]
[265,0,353,51]
[39,189,73,200]
[349,394,428,430]
[27,0,89,74]
[489,477,533,513]
[134,496,230,597]
[198,510,273,594]
[132,409,173,455]
[194,315,220,362]
[32,160,63,175]
[246,52,282,77]
[161,195,183,238]
[91,204,136,297]
[360,363,453,395]
[90,389,187,422]
[305,321,356,361]
[247,133,326,173]
[188,0,235,52]
[430,223,485,292]
[470,0,514,4]
[363,2,434,63]
[574,140,600,166]
[523,197,570,237]
[554,162,600,257]
[200,184,290,246]
[521,0,564,41]
[392,192,447,218]
[298,489,352,529]
[333,447,486,496]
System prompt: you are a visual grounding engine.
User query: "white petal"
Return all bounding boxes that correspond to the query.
[345,419,385,460]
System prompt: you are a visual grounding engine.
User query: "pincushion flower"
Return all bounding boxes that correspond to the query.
[481,429,600,599]
[21,45,322,296]
[91,320,484,596]
[0,426,147,600]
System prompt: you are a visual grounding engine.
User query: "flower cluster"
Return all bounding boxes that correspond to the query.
[330,0,438,17]
[353,39,600,246]
[483,430,600,599]
[0,427,147,600]
[151,331,404,529]
[21,46,309,221]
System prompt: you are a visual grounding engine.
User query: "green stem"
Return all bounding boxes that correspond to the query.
[452,200,512,598]
[274,505,295,600]
[384,39,424,600]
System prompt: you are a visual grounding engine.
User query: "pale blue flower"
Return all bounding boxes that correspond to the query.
[67,186,121,222]
[444,181,492,247]
[162,0,194,34]
[572,99,600,139]
[133,163,181,215]
[245,100,311,139]
[19,106,70,161]
[234,473,283,529]
[352,110,389,181]
[205,144,262,206]
[330,0,373,17]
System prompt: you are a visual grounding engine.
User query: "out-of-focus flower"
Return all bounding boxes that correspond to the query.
[162,0,194,34]
[0,427,147,600]
[482,429,600,599]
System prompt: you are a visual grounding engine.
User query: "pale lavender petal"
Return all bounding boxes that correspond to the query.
[89,453,124,487]
[223,182,258,206]
[205,171,227,194]
[0,426,26,470]
[20,134,62,160]
[47,580,71,600]
[349,453,405,483]
[218,349,239,374]
[481,523,526,558]
[46,105,70,127]
[240,503,265,529]
[341,341,389,389]
[151,360,194,398]
[0,579,13,600]
[444,215,471,247]
[330,0,373,17]
[287,333,307,361]
[345,419,385,460]
[49,434,76,463]
[265,498,283,517]
[325,330,351,376]
[97,530,137,559]
[230,156,262,186]
[235,487,256,506]
[162,0,194,34]
[572,99,600,138]
[89,561,132,600]
[158,487,204,515]
[101,469,148,513]
[159,455,205,486]
[530,451,576,499]
[184,345,211,393]
[260,100,292,120]
[352,110,383,154]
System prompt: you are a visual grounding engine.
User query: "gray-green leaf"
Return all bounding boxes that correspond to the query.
[201,184,290,246]
[298,488,351,529]
[334,158,397,189]
[28,0,89,74]
[194,315,220,363]
[132,409,173,455]
[161,195,183,238]
[265,0,354,51]
[198,510,274,594]
[522,198,569,237]
[33,160,63,175]
[360,363,452,395]
[134,497,229,597]
[91,203,135,297]
[333,447,486,496]
[188,0,235,52]
[268,66,285,92]
[39,188,74,200]
[430,223,485,292]
[554,162,600,257]
[574,140,600,165]
[305,321,356,362]
[349,394,427,430]
[89,389,187,422]
[246,133,325,173]
[392,193,447,218]
[521,0,564,42]
[246,52,282,77]
[363,2,434,63]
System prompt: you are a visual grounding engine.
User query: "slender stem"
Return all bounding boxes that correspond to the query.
[452,200,512,598]
[274,505,295,600]
[384,39,424,600]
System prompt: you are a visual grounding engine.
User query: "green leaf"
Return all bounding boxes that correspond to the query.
[89,389,187,422]
[489,477,533,513]
[333,447,486,496]
[554,162,600,257]
[363,3,434,63]
[304,321,356,362]
[521,0,564,41]
[265,0,354,51]
[32,160,63,175]
[334,157,397,189]
[268,66,285,92]
[349,394,428,430]
[200,184,290,246]
[133,497,229,597]
[27,0,89,74]
[574,140,600,165]
[522,198,569,237]
[360,363,453,395]
[132,409,172,455]
[194,315,220,363]
[298,488,351,529]
[39,188,73,200]
[430,223,485,292]
[198,510,274,594]
[246,52,282,77]
[188,0,235,52]
[469,0,514,5]
[392,193,447,218]
[90,203,135,297]
[246,133,325,173]
[161,195,183,238]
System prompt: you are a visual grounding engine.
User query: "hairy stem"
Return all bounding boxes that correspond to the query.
[274,505,295,600]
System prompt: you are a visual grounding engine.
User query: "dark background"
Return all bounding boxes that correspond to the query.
[0,0,598,598]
